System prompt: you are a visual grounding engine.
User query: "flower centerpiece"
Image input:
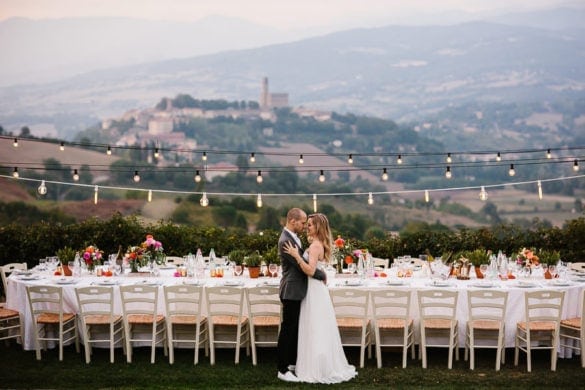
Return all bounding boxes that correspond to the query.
[82,245,103,272]
[126,234,165,273]
[332,236,356,273]
[125,245,145,273]
[516,247,540,268]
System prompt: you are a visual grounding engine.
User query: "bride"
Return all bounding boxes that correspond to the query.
[283,213,357,384]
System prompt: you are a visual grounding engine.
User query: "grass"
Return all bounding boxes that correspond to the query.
[2,343,585,389]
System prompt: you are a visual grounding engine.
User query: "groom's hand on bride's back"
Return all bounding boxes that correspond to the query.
[313,267,327,284]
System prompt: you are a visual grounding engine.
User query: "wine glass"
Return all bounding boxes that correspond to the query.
[479,264,488,278]
[548,265,557,279]
[234,265,243,277]
[268,263,278,278]
[68,261,76,277]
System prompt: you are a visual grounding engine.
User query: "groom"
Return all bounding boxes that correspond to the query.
[276,208,327,382]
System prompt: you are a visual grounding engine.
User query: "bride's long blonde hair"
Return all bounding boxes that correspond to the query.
[308,213,333,263]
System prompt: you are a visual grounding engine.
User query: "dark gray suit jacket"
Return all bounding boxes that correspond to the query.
[278,229,326,301]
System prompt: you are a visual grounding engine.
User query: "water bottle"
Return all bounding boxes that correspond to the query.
[74,252,82,277]
[195,249,205,278]
[357,252,365,280]
[489,254,498,280]
[209,248,216,265]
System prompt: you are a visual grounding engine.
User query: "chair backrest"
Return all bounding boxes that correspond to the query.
[370,289,411,322]
[163,284,204,319]
[26,285,66,320]
[205,286,245,319]
[570,262,585,273]
[246,286,281,319]
[329,288,370,321]
[119,285,160,317]
[467,290,508,323]
[524,290,565,325]
[75,286,116,319]
[165,256,185,266]
[1,262,28,298]
[372,258,389,269]
[418,289,458,322]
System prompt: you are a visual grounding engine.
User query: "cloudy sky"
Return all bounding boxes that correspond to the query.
[0,0,578,29]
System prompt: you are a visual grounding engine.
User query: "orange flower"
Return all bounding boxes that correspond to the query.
[334,235,345,248]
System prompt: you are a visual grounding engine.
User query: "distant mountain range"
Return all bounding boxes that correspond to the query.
[0,7,584,137]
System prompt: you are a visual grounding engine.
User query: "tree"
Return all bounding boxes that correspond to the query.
[19,126,31,137]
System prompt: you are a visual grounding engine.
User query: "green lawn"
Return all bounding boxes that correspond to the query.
[2,343,585,389]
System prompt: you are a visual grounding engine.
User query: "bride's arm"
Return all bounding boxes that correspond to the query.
[283,241,319,277]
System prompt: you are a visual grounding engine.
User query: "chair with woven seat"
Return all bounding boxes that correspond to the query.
[559,288,585,368]
[245,286,281,365]
[418,289,459,369]
[205,286,249,365]
[370,289,415,368]
[163,284,208,365]
[465,290,508,371]
[165,256,185,267]
[1,262,27,305]
[75,286,125,363]
[120,285,167,363]
[569,262,585,273]
[514,290,565,372]
[372,258,389,270]
[26,285,79,361]
[330,288,372,368]
[0,307,22,346]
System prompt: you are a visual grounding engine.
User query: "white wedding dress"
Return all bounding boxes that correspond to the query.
[295,260,357,384]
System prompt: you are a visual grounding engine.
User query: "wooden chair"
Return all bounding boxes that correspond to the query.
[514,290,565,372]
[1,262,28,304]
[165,256,185,266]
[120,285,167,363]
[569,262,585,273]
[418,289,459,369]
[26,285,79,361]
[163,284,208,365]
[370,289,415,368]
[465,290,508,371]
[75,286,125,363]
[372,258,389,270]
[559,288,585,368]
[245,286,281,365]
[205,286,249,365]
[329,288,372,368]
[0,307,22,346]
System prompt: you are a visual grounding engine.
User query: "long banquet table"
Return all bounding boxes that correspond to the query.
[6,268,585,358]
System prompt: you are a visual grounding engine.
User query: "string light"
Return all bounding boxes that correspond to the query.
[72,169,79,181]
[367,192,374,205]
[546,149,552,159]
[148,190,152,202]
[13,138,18,147]
[348,154,353,164]
[313,194,317,213]
[445,166,452,179]
[381,168,388,181]
[397,154,402,164]
[202,152,207,161]
[250,153,256,163]
[37,180,47,195]
[60,141,65,151]
[479,186,488,201]
[106,145,112,155]
[496,152,501,162]
[319,170,325,182]
[299,154,304,164]
[154,147,159,158]
[424,190,430,203]
[94,185,99,204]
[133,170,140,183]
[256,193,262,208]
[194,170,202,183]
[198,192,208,207]
[537,180,543,200]
[509,164,516,177]
[257,170,263,183]
[574,159,580,172]
[446,153,452,163]
[12,167,19,178]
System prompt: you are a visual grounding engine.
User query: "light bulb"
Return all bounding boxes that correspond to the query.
[381,168,388,181]
[397,154,402,164]
[319,170,325,182]
[250,153,255,163]
[313,194,317,213]
[37,180,47,196]
[12,167,19,178]
[133,170,140,183]
[424,190,430,203]
[299,154,304,164]
[72,169,79,181]
[194,170,201,183]
[106,145,112,155]
[154,148,159,158]
[509,164,515,176]
[202,152,207,161]
[94,185,99,204]
[200,192,209,207]
[537,180,543,200]
[479,186,488,201]
[496,152,501,162]
[445,166,452,179]
[148,190,152,202]
[257,170,263,183]
[13,138,18,147]
[446,153,452,163]
[546,149,551,159]
[60,141,65,151]
[367,192,374,205]
[348,154,353,164]
[574,159,580,172]
[256,193,263,208]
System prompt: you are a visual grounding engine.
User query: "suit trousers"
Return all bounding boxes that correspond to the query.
[277,299,301,373]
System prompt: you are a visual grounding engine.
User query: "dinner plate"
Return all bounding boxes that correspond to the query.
[550,280,572,287]
[339,279,363,286]
[14,270,33,276]
[385,279,405,286]
[221,280,244,287]
[427,280,452,287]
[259,279,280,286]
[55,278,78,285]
[159,266,176,270]
[96,279,118,286]
[182,280,203,286]
[18,275,41,281]
[470,282,496,288]
[515,281,537,288]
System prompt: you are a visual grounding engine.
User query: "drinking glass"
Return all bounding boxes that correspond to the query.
[347,263,356,274]
[269,263,278,278]
[68,261,76,277]
[479,264,488,278]
[548,265,557,279]
[39,258,47,271]
[234,265,243,277]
